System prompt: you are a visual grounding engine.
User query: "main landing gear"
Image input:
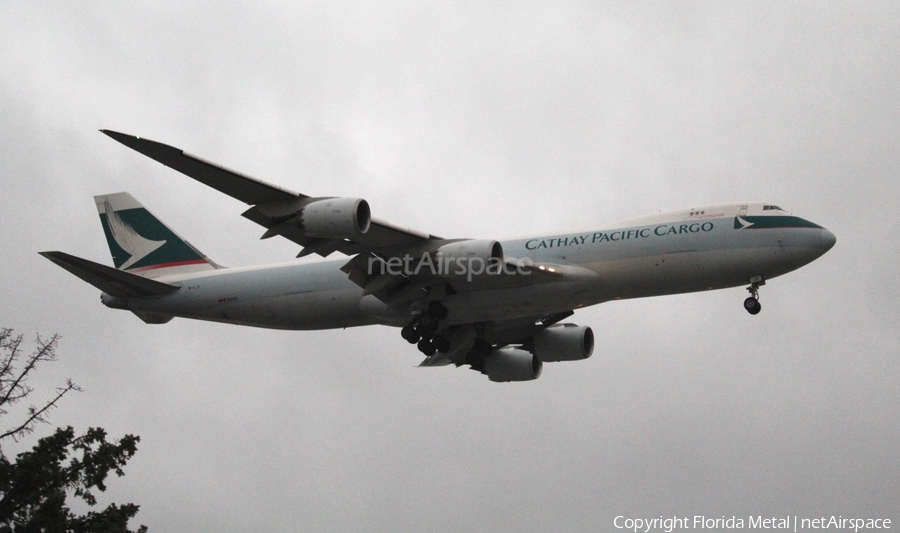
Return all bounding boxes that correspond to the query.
[464,338,493,372]
[743,278,765,315]
[401,302,451,356]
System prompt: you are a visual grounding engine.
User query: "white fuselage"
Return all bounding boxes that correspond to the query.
[103,203,835,330]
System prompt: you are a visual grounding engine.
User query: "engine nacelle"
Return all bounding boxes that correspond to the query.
[300,197,371,238]
[434,239,504,277]
[483,347,543,382]
[533,324,594,362]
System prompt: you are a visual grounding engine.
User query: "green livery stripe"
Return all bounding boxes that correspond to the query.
[735,216,823,230]
[100,208,205,270]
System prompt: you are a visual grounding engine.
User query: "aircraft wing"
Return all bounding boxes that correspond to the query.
[101,130,440,259]
[102,130,297,205]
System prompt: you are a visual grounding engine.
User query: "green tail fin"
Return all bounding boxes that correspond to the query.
[95,192,220,278]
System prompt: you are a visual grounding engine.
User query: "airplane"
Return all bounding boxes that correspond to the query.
[40,130,836,382]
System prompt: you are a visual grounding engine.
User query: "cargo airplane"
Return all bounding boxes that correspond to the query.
[41,131,836,382]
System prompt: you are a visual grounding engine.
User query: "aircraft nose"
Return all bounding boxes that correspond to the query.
[820,228,836,251]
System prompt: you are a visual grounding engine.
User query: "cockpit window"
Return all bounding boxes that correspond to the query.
[763,205,784,211]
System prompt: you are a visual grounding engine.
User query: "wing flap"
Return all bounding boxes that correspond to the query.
[40,251,180,298]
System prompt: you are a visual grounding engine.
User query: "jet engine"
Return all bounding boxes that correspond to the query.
[482,347,543,382]
[434,239,504,277]
[299,197,371,238]
[532,324,594,362]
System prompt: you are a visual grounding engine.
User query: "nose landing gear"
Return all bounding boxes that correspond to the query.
[743,278,765,315]
[743,295,761,315]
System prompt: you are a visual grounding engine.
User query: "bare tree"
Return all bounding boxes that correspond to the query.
[0,329,81,449]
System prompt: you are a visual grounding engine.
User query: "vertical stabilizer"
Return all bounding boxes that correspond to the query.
[95,192,221,278]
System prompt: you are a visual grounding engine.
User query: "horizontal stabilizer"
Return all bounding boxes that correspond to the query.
[39,251,180,298]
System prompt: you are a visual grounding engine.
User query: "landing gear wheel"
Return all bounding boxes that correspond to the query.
[433,336,452,353]
[417,338,437,356]
[415,322,438,340]
[744,297,761,315]
[401,324,420,343]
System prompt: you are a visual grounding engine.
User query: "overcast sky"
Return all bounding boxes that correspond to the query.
[1,2,898,531]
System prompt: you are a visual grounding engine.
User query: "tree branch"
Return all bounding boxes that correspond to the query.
[0,379,81,442]
[0,334,60,408]
[0,332,81,451]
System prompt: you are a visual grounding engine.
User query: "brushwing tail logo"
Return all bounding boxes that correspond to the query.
[734,216,755,230]
[104,200,166,269]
